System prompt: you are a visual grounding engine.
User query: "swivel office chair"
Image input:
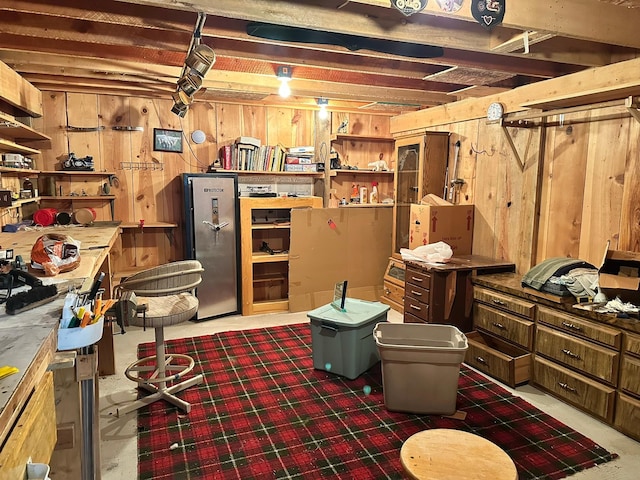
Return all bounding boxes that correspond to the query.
[114,260,204,417]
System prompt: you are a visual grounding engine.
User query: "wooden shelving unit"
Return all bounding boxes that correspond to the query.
[240,195,322,315]
[329,134,395,205]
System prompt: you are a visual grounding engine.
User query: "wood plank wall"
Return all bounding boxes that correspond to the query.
[423,104,640,274]
[31,92,392,275]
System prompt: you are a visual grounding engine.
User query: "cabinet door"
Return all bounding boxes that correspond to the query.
[392,133,448,254]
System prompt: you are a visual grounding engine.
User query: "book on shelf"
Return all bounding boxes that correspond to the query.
[284,163,321,172]
[285,155,314,164]
[235,136,261,148]
[288,146,314,154]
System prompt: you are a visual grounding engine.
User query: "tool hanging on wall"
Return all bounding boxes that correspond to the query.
[449,140,465,204]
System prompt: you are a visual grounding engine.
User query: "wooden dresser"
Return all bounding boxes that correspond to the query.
[472,272,640,441]
[403,256,515,332]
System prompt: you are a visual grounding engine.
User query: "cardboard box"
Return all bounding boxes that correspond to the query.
[288,207,392,312]
[408,203,474,254]
[599,247,640,305]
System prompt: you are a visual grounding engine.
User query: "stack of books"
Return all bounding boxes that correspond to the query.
[220,137,282,171]
[284,146,321,172]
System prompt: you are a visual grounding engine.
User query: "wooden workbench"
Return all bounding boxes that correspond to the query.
[0,223,120,480]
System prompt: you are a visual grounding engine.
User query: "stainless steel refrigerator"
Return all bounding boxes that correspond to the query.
[183,173,240,320]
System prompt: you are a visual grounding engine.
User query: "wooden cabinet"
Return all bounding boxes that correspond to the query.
[329,134,395,206]
[404,256,514,332]
[240,196,322,315]
[472,272,640,441]
[392,133,448,256]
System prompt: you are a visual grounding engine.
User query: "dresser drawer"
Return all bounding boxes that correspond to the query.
[620,354,640,397]
[473,286,535,320]
[533,357,615,422]
[537,306,621,349]
[535,325,619,385]
[404,311,427,324]
[624,331,640,358]
[405,283,429,303]
[473,303,534,350]
[404,294,428,322]
[465,331,530,387]
[613,392,640,441]
[405,267,431,289]
[383,280,404,307]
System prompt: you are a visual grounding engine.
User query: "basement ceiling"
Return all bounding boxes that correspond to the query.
[2,0,640,114]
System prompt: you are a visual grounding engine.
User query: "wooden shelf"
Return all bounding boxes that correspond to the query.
[251,223,291,230]
[39,170,116,176]
[0,166,39,175]
[5,196,41,208]
[0,138,40,155]
[0,112,51,143]
[40,195,115,200]
[120,222,178,229]
[251,252,289,263]
[331,134,394,143]
[339,203,393,208]
[219,169,322,176]
[330,169,393,175]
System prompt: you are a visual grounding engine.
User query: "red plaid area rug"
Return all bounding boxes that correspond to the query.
[137,324,617,479]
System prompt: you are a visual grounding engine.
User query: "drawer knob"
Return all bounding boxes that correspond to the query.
[492,299,506,306]
[561,321,582,331]
[384,288,391,294]
[410,290,422,296]
[562,348,581,360]
[557,382,577,394]
[475,356,487,365]
[491,322,506,330]
[409,304,422,311]
[411,276,423,282]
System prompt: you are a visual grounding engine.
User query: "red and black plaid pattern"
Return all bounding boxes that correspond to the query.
[137,324,617,479]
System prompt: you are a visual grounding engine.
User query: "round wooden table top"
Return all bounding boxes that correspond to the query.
[400,429,518,480]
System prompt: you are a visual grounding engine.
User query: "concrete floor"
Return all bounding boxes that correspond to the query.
[99,309,639,479]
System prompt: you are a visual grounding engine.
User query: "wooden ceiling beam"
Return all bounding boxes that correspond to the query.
[114,0,640,49]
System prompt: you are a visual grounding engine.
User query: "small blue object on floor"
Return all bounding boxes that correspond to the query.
[307,298,389,380]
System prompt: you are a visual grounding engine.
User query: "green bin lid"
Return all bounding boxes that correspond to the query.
[307,298,389,327]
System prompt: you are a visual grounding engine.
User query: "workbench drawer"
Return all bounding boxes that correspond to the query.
[404,294,428,322]
[473,303,534,350]
[473,286,535,320]
[613,392,640,441]
[533,357,615,422]
[405,267,431,290]
[536,325,619,385]
[465,331,530,387]
[537,306,621,349]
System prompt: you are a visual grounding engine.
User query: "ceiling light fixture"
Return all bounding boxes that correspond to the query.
[317,97,329,120]
[277,65,292,98]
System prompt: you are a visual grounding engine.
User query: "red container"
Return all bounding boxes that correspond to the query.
[33,208,58,227]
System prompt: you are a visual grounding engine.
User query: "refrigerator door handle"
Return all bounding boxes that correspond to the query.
[202,220,229,231]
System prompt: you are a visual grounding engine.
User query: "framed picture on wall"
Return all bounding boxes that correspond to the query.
[153,128,183,153]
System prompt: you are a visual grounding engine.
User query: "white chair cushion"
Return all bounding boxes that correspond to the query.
[129,292,199,328]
